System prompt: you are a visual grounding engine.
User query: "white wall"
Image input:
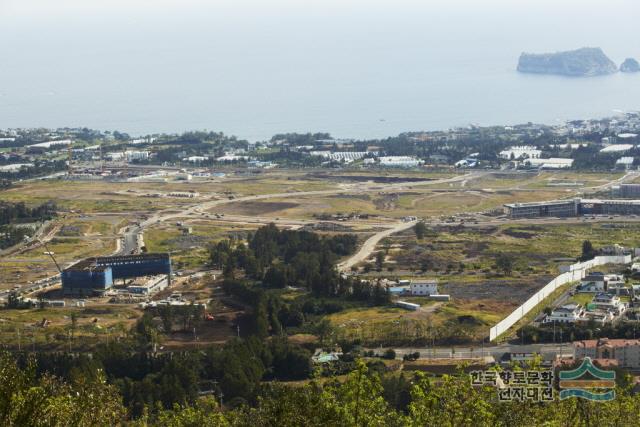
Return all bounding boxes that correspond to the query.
[489,255,631,341]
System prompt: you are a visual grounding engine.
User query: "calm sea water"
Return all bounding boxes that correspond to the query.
[1,1,638,141]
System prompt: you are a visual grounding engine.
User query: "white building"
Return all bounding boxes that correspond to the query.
[617,133,638,140]
[378,156,421,168]
[455,159,478,168]
[125,150,150,161]
[616,157,635,169]
[583,310,615,325]
[524,158,574,169]
[410,281,438,296]
[396,301,420,311]
[216,154,249,162]
[106,152,125,161]
[167,192,199,198]
[499,146,541,160]
[28,139,73,149]
[544,303,585,324]
[183,156,209,163]
[129,137,157,145]
[591,293,626,316]
[0,163,34,172]
[600,144,634,153]
[127,276,168,295]
[578,273,607,293]
[309,151,375,162]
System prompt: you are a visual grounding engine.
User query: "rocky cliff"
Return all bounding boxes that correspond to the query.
[620,58,640,73]
[517,47,618,77]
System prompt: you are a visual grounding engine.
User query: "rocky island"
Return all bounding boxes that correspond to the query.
[620,58,640,73]
[517,47,618,77]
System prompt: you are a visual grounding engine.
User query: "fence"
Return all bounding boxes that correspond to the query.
[489,255,631,341]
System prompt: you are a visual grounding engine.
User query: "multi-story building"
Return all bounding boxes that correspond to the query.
[574,338,640,369]
[503,199,579,219]
[410,281,438,296]
[614,184,640,198]
[543,304,585,324]
[504,198,640,219]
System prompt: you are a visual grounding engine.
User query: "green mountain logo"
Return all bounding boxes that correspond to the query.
[559,357,616,401]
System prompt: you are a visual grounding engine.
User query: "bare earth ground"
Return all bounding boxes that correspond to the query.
[1,169,636,346]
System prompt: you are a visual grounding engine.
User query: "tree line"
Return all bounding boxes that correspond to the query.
[3,352,640,426]
[0,200,57,226]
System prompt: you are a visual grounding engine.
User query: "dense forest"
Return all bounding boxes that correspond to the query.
[209,224,388,304]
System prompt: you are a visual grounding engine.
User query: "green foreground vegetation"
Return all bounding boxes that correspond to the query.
[2,352,640,426]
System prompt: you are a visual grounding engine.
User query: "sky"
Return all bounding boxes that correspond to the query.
[1,0,638,139]
[2,0,637,56]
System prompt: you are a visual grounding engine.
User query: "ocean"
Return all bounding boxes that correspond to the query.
[1,0,638,141]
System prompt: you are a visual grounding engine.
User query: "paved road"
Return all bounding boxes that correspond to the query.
[118,226,142,255]
[588,171,639,192]
[380,343,574,360]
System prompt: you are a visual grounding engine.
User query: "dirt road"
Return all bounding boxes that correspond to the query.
[337,220,417,272]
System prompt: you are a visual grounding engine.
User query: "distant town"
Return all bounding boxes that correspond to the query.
[2,112,640,185]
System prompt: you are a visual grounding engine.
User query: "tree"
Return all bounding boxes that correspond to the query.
[375,251,385,272]
[414,221,427,240]
[158,305,175,334]
[70,312,78,339]
[314,319,334,347]
[0,352,125,425]
[495,253,514,276]
[581,240,597,261]
[409,372,495,426]
[263,264,288,288]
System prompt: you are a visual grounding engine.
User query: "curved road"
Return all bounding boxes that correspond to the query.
[337,220,417,272]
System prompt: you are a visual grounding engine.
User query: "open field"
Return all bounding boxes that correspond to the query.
[364,222,640,291]
[214,186,580,220]
[327,297,516,345]
[2,169,638,349]
[2,169,635,290]
[144,222,259,270]
[0,304,139,351]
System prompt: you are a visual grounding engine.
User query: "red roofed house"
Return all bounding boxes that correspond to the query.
[574,338,640,369]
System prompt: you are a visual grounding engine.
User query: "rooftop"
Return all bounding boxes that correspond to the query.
[574,338,640,349]
[65,253,170,272]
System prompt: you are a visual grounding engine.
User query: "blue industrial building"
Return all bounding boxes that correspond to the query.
[62,253,171,296]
